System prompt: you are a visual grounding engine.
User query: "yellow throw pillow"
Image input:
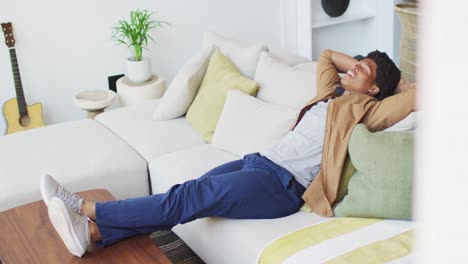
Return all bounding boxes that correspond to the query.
[186,49,258,142]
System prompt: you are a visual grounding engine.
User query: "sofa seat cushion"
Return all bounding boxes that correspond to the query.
[174,212,414,264]
[172,212,331,264]
[96,100,205,161]
[148,144,239,194]
[0,120,148,211]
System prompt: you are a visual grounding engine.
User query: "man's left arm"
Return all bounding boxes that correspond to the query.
[363,83,416,131]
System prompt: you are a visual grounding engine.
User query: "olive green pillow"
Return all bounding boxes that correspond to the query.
[186,49,258,142]
[334,124,414,220]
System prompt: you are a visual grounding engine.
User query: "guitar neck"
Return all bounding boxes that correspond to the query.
[8,47,28,116]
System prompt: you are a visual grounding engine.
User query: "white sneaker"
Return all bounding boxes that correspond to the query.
[48,197,92,257]
[40,173,83,214]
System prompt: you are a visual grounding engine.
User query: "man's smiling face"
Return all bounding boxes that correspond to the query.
[341,58,380,96]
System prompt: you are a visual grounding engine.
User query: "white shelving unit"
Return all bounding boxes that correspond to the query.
[281,0,403,61]
[311,11,375,28]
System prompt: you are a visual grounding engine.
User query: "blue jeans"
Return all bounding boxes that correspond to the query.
[95,153,305,247]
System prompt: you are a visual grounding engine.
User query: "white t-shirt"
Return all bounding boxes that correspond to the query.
[261,100,330,188]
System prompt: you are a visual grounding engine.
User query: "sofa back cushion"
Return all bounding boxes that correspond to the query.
[212,90,298,157]
[333,124,414,220]
[254,52,318,110]
[186,49,258,143]
[268,47,310,65]
[203,31,267,79]
[383,112,417,132]
[153,45,215,121]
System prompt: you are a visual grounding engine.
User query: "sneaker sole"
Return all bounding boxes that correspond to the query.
[48,198,86,257]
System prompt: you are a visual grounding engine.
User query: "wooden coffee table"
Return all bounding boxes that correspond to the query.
[0,189,172,264]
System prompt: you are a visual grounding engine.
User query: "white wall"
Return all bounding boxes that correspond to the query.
[280,0,402,61]
[0,0,282,134]
[415,1,468,262]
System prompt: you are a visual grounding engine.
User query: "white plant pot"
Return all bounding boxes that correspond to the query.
[126,56,152,83]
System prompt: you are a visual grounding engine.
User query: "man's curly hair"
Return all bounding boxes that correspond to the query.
[365,50,401,101]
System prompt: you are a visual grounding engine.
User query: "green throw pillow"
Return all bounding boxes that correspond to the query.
[334,124,414,220]
[186,49,258,142]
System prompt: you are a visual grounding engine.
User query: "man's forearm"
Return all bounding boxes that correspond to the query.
[330,50,359,73]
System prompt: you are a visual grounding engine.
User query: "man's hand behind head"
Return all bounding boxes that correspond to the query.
[395,79,416,94]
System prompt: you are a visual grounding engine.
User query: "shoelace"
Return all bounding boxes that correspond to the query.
[57,185,81,213]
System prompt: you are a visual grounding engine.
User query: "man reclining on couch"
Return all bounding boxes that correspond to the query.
[40,49,416,257]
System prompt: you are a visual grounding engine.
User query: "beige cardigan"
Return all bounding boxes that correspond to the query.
[297,50,416,217]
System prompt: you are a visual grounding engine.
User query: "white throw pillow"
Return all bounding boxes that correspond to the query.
[212,90,298,157]
[153,45,215,121]
[384,112,418,132]
[268,47,310,65]
[255,52,318,110]
[203,31,268,79]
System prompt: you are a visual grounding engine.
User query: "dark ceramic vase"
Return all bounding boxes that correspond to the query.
[321,0,350,17]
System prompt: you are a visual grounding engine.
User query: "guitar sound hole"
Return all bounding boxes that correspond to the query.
[19,115,31,127]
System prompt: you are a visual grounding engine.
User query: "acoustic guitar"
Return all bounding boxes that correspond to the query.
[1,22,45,134]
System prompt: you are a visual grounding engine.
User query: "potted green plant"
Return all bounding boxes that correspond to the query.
[112,9,168,83]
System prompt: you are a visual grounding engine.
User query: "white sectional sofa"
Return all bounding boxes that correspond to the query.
[96,99,329,264]
[0,32,414,263]
[0,119,148,211]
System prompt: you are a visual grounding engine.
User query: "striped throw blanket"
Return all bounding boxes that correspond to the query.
[258,218,413,264]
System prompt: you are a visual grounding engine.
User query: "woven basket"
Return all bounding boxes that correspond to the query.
[395,3,418,82]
